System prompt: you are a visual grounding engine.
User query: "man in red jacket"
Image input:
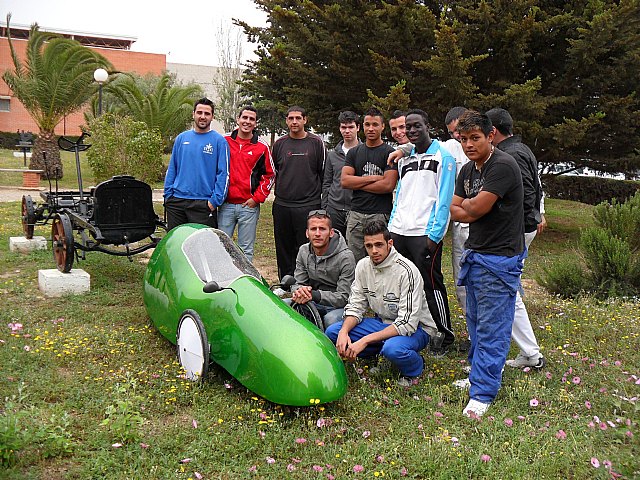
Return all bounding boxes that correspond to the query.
[219,106,275,262]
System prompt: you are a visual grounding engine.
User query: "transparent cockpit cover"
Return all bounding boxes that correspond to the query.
[182,228,262,287]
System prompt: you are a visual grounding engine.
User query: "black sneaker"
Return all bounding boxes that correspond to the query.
[457,339,471,353]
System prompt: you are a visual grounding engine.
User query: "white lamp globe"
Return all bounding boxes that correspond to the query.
[93,68,108,83]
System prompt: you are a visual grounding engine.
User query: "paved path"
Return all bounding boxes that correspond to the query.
[0,185,165,203]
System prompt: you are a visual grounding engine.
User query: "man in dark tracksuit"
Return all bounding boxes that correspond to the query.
[272,106,326,279]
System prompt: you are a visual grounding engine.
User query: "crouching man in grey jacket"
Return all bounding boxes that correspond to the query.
[325,219,437,386]
[290,210,356,329]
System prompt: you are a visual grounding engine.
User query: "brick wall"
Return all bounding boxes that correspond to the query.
[0,37,166,136]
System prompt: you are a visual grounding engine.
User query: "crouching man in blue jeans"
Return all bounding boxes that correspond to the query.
[450,110,526,418]
[325,219,437,386]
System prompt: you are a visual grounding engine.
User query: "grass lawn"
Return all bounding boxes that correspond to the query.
[0,198,638,479]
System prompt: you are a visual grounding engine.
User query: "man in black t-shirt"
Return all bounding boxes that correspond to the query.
[272,106,327,279]
[341,108,397,261]
[450,110,525,419]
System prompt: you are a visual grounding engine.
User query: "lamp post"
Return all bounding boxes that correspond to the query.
[93,68,108,116]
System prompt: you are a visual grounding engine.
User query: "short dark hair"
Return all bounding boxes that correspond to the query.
[405,108,429,126]
[364,107,384,123]
[390,110,406,120]
[445,106,467,126]
[338,110,360,126]
[286,106,307,117]
[457,110,494,136]
[362,219,391,241]
[194,97,215,113]
[237,105,258,118]
[485,108,514,136]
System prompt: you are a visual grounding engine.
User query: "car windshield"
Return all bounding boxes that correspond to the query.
[182,229,262,287]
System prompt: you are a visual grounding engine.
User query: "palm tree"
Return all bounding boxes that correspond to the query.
[103,72,202,150]
[2,15,111,179]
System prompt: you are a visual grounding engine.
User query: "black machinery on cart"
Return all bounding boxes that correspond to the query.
[20,133,166,273]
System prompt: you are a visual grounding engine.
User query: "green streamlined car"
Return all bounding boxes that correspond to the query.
[143,224,348,406]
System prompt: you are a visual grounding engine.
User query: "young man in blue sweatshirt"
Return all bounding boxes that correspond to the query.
[164,98,230,230]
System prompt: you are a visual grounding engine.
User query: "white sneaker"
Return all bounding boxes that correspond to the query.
[272,287,287,298]
[505,353,545,369]
[452,377,471,390]
[463,399,490,418]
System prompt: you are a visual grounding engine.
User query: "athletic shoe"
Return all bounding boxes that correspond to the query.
[463,399,490,418]
[452,377,470,390]
[457,339,471,353]
[505,353,546,369]
[272,287,287,298]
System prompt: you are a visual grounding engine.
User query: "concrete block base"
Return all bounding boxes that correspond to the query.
[38,269,90,297]
[10,236,47,253]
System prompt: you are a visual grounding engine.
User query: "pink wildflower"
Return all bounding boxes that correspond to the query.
[266,456,275,464]
[180,458,192,464]
[585,401,592,409]
[591,457,600,468]
[353,465,364,473]
[504,418,513,427]
[599,422,608,431]
[572,376,581,384]
[434,411,444,418]
[376,455,384,463]
[313,465,324,472]
[481,454,491,462]
[139,442,149,449]
[248,465,257,472]
[327,475,335,480]
[362,430,371,438]
[625,430,633,438]
[316,418,326,428]
[603,460,612,469]
[194,473,203,480]
[587,421,595,428]
[529,398,539,407]
[545,372,552,380]
[556,430,567,440]
[295,438,307,444]
[192,419,198,429]
[400,467,408,476]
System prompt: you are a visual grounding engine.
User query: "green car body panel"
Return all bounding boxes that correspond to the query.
[143,223,348,406]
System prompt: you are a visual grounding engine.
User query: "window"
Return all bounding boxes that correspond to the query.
[0,96,9,112]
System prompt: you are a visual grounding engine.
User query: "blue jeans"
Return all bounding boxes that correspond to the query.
[459,251,524,404]
[217,202,260,262]
[325,318,429,377]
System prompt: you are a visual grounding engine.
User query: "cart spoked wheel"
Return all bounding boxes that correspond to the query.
[292,302,324,332]
[51,213,74,273]
[176,310,210,381]
[21,195,36,239]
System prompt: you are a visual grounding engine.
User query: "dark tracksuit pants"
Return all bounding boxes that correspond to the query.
[272,202,319,280]
[390,233,454,347]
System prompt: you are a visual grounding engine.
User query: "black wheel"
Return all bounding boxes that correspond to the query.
[51,213,74,273]
[176,310,210,381]
[292,302,324,332]
[21,195,36,239]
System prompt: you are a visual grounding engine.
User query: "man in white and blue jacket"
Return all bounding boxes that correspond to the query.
[388,109,457,353]
[164,98,229,230]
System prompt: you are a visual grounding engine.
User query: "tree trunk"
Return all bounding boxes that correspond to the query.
[30,131,63,180]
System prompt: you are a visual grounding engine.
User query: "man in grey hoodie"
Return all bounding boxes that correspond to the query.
[322,111,361,236]
[291,210,357,328]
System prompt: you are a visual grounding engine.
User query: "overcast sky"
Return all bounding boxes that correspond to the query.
[2,0,268,66]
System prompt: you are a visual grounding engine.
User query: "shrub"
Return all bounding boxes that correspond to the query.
[537,257,589,298]
[86,113,164,183]
[580,227,633,296]
[540,192,640,299]
[543,174,640,206]
[593,190,640,252]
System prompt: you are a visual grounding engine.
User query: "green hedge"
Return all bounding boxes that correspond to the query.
[543,174,640,205]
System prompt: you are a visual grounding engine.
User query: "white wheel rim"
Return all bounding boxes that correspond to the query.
[177,315,206,380]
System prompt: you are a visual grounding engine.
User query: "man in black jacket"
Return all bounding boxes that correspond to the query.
[322,111,360,236]
[486,108,546,369]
